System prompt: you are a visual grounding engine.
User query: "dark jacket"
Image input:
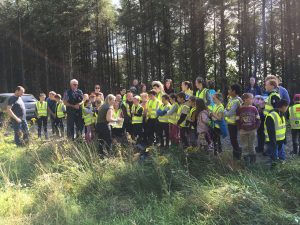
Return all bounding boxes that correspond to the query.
[245,85,262,96]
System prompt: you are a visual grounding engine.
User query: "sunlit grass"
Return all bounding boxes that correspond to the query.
[0,128,300,225]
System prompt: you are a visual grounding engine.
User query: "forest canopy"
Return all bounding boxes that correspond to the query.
[0,0,299,95]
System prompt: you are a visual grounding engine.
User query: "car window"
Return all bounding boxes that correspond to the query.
[0,96,8,103]
[22,95,37,103]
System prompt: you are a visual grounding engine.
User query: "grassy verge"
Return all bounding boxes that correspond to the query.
[0,131,300,225]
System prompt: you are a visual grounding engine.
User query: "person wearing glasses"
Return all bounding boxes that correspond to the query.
[63,79,84,139]
[93,84,104,101]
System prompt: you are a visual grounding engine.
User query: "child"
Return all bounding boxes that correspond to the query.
[265,99,289,166]
[111,100,124,139]
[186,96,197,146]
[224,84,242,160]
[195,99,211,150]
[181,81,193,100]
[131,95,144,144]
[157,95,171,148]
[236,93,261,165]
[35,93,48,139]
[210,93,225,155]
[145,90,161,145]
[167,93,180,145]
[176,92,190,148]
[289,94,300,155]
[54,94,66,137]
[82,95,94,142]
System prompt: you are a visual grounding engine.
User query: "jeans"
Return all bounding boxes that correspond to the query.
[266,142,285,161]
[291,129,300,154]
[12,119,29,146]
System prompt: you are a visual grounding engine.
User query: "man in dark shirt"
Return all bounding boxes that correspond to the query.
[63,79,84,139]
[47,91,57,135]
[245,77,262,96]
[6,86,29,146]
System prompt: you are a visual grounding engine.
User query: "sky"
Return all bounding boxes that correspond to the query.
[112,0,120,7]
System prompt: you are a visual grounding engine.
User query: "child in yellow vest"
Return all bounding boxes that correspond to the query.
[167,93,180,145]
[131,95,144,144]
[289,94,300,155]
[36,93,48,139]
[177,92,190,148]
[111,100,124,139]
[186,96,197,146]
[82,95,95,142]
[54,94,66,137]
[157,95,171,148]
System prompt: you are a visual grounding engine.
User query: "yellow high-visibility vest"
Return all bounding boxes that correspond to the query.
[131,104,143,124]
[82,106,94,126]
[147,98,161,119]
[289,104,300,129]
[187,107,196,129]
[264,111,286,142]
[36,101,48,117]
[56,102,65,119]
[264,91,280,116]
[196,88,208,100]
[225,97,241,125]
[112,109,122,128]
[158,103,171,123]
[177,103,190,128]
[212,104,225,129]
[168,102,179,125]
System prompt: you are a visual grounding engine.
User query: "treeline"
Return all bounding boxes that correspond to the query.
[0,0,299,96]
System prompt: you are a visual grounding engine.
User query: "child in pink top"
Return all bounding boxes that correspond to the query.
[196,99,211,150]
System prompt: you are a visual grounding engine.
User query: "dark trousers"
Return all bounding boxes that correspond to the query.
[50,116,56,135]
[54,118,64,137]
[291,129,300,154]
[67,111,84,139]
[124,121,133,135]
[132,123,143,144]
[228,124,241,159]
[158,122,170,147]
[37,116,48,138]
[212,128,222,154]
[256,118,265,152]
[112,128,124,138]
[180,127,189,148]
[95,123,112,154]
[146,118,158,145]
[12,119,29,146]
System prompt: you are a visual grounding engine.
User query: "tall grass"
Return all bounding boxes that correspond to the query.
[0,130,299,225]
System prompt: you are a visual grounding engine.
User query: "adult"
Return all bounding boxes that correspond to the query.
[93,84,104,101]
[265,75,290,105]
[164,79,175,95]
[63,79,84,139]
[195,77,211,107]
[6,86,29,146]
[95,94,119,154]
[152,81,165,102]
[264,79,281,116]
[47,91,57,136]
[140,83,147,93]
[130,79,140,95]
[245,77,262,96]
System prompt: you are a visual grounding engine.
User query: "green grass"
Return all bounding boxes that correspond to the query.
[0,129,300,225]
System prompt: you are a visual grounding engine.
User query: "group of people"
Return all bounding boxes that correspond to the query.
[6,75,300,167]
